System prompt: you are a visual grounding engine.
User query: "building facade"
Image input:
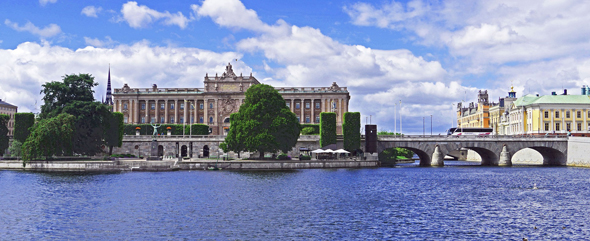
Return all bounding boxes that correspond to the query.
[457,88,517,134]
[112,63,351,135]
[0,99,17,136]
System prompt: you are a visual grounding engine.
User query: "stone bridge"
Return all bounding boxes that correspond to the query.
[377,135,569,166]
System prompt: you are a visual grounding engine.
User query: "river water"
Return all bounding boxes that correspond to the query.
[1,162,590,240]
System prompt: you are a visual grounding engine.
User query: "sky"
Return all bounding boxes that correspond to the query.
[1,0,590,134]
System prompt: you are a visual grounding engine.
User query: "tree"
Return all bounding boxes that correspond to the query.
[8,140,22,158]
[0,114,9,156]
[320,112,336,147]
[221,84,300,159]
[40,74,97,119]
[105,112,124,155]
[14,113,35,143]
[22,113,76,161]
[343,112,361,151]
[301,127,316,135]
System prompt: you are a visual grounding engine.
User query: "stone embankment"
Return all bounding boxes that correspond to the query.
[0,159,379,172]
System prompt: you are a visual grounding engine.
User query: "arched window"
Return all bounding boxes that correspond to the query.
[209,117,213,123]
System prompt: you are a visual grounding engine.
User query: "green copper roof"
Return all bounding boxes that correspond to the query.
[514,94,590,106]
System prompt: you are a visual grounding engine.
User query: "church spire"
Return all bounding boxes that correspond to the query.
[105,64,113,106]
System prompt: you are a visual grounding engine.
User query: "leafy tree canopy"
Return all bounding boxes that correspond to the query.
[221,84,300,159]
[40,73,97,119]
[22,113,76,161]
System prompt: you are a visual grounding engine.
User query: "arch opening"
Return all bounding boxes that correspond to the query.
[158,145,164,157]
[463,147,498,166]
[511,148,543,165]
[528,147,566,166]
[203,145,209,158]
[181,145,188,157]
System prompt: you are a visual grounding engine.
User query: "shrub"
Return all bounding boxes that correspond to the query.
[343,112,360,151]
[300,155,311,160]
[300,124,320,134]
[301,127,316,135]
[320,112,336,147]
[277,154,291,160]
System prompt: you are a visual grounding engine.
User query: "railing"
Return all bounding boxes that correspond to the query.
[377,134,569,140]
[123,135,321,141]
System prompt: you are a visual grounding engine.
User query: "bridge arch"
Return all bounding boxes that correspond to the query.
[512,146,566,166]
[377,142,435,166]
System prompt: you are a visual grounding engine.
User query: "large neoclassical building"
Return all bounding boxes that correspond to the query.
[111,63,351,135]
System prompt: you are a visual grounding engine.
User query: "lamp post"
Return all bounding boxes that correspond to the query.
[394,103,397,137]
[399,100,402,136]
[423,117,425,135]
[430,115,433,135]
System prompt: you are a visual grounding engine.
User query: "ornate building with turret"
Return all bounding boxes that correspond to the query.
[111,63,351,135]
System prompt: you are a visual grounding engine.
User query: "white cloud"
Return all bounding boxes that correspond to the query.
[120,1,191,29]
[4,19,62,38]
[0,41,245,114]
[191,0,273,32]
[81,6,103,18]
[84,36,116,47]
[39,0,57,6]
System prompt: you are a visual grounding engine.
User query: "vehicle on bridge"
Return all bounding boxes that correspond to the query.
[447,127,493,136]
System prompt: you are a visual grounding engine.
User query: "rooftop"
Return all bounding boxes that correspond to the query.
[514,94,590,106]
[0,99,17,108]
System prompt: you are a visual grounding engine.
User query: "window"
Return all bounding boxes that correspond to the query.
[577,111,581,118]
[545,123,549,131]
[124,117,128,124]
[170,117,175,123]
[556,123,561,131]
[544,111,549,118]
[305,116,310,123]
[160,104,165,110]
[286,102,290,108]
[578,123,582,131]
[191,116,194,124]
[209,117,213,123]
[199,117,204,123]
[567,123,571,131]
[123,103,128,110]
[209,103,213,109]
[141,117,145,123]
[295,103,300,109]
[305,103,310,109]
[180,103,184,110]
[199,103,204,109]
[180,117,184,124]
[555,111,559,118]
[151,104,155,110]
[141,103,145,110]
[151,117,155,123]
[160,117,164,123]
[332,101,336,109]
[297,116,300,122]
[566,111,570,118]
[170,104,175,110]
[315,102,320,109]
[191,104,195,110]
[316,116,320,123]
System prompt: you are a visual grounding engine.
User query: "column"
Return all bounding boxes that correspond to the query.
[114,100,118,112]
[339,98,343,123]
[145,100,149,124]
[155,100,159,123]
[204,99,208,125]
[184,100,188,124]
[134,99,139,124]
[311,99,315,123]
[300,99,304,123]
[214,99,218,133]
[289,99,293,113]
[194,98,198,124]
[165,100,169,123]
[174,99,179,124]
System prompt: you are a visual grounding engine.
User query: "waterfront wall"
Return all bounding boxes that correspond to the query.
[567,137,590,167]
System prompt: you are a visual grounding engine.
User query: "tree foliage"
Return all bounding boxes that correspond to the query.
[221,84,300,159]
[105,112,124,155]
[8,140,22,158]
[0,114,9,156]
[14,113,35,143]
[22,113,76,161]
[343,112,361,151]
[40,74,97,119]
[300,124,319,135]
[320,112,336,147]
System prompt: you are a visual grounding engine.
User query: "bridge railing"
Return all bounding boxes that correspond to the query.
[377,134,570,140]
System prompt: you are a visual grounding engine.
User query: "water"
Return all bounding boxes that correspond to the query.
[2,163,590,240]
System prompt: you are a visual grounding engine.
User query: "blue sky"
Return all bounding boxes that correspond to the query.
[1,0,590,134]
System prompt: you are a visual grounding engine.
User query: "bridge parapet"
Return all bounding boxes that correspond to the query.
[378,135,568,142]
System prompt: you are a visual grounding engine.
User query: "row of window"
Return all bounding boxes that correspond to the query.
[125,116,216,124]
[543,110,590,119]
[0,107,16,111]
[543,122,587,131]
[286,102,321,109]
[122,102,214,111]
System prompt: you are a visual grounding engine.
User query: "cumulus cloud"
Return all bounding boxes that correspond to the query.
[0,41,244,114]
[39,0,57,6]
[81,6,103,18]
[120,1,192,29]
[84,36,116,47]
[4,19,62,38]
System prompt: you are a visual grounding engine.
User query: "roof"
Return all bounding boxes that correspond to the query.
[513,94,590,106]
[0,99,17,108]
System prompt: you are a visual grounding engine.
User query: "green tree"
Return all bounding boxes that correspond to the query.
[343,112,361,151]
[8,140,22,158]
[14,113,35,143]
[22,113,76,162]
[301,127,316,135]
[0,114,9,156]
[320,112,336,147]
[105,112,124,155]
[40,73,97,119]
[221,84,300,159]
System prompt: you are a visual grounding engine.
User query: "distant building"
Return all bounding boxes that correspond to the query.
[0,99,17,136]
[112,63,351,135]
[457,90,492,129]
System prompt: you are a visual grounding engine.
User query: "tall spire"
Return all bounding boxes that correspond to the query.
[105,64,113,106]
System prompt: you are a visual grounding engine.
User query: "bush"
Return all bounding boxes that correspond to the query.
[320,112,336,147]
[277,154,291,160]
[300,124,320,135]
[343,112,360,151]
[300,155,311,160]
[14,113,35,143]
[301,127,316,135]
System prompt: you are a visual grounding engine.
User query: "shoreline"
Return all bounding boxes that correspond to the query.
[0,159,380,172]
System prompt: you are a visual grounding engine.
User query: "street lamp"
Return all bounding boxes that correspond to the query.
[399,100,402,136]
[394,103,397,137]
[423,117,425,135]
[430,115,433,135]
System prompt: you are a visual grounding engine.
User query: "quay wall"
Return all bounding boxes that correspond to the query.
[567,137,590,167]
